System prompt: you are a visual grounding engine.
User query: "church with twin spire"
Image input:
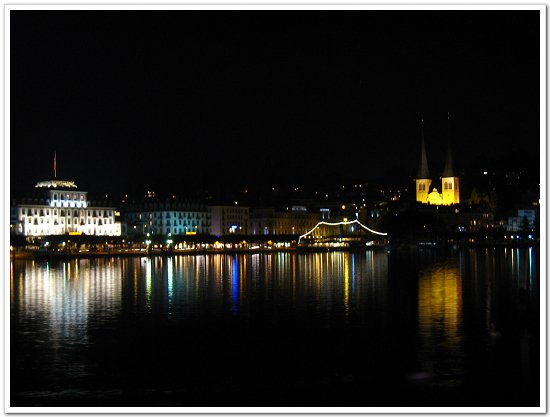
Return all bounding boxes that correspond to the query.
[415,114,460,206]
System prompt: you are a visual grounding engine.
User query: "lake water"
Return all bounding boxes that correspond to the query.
[10,247,540,407]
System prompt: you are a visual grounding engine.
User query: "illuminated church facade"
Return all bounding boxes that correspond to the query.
[415,116,460,206]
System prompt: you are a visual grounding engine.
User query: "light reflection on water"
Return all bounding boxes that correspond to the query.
[11,247,539,406]
[13,258,123,344]
[418,263,463,382]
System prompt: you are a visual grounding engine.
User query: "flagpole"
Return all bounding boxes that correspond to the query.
[54,151,57,178]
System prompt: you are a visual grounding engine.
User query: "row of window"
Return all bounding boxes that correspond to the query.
[219,208,248,214]
[130,212,209,220]
[26,218,114,225]
[150,219,209,227]
[418,182,455,191]
[24,228,117,236]
[151,227,209,234]
[222,216,249,222]
[52,193,85,201]
[20,208,113,217]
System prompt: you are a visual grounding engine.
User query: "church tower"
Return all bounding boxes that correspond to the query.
[415,118,432,203]
[441,113,460,205]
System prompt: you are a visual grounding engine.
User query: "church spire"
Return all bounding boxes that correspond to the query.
[417,116,430,179]
[442,111,454,177]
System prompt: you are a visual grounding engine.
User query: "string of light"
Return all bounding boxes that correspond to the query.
[298,219,387,243]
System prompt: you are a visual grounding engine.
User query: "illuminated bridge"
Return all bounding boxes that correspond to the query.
[298,219,388,248]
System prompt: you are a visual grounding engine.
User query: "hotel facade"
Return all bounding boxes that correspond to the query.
[11,180,121,237]
[123,200,211,236]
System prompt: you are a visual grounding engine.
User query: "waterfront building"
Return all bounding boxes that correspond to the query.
[210,205,249,236]
[439,210,494,232]
[415,115,460,205]
[507,208,537,232]
[124,200,210,236]
[12,180,121,236]
[250,206,322,235]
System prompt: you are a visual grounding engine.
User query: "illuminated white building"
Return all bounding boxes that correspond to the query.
[13,180,121,236]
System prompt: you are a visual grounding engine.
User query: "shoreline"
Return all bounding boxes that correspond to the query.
[10,241,539,260]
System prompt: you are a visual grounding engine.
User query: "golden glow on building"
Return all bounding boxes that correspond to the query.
[441,176,460,205]
[417,181,460,206]
[415,116,460,205]
[415,179,432,203]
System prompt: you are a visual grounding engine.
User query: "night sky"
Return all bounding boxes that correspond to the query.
[10,10,540,197]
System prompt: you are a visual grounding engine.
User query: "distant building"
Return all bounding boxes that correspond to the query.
[415,115,460,206]
[507,208,537,232]
[124,200,210,236]
[250,206,322,235]
[210,205,249,236]
[12,180,121,236]
[440,210,494,232]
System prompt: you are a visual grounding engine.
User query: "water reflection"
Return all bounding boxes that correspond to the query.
[10,247,539,407]
[12,251,391,332]
[418,263,463,382]
[11,259,123,344]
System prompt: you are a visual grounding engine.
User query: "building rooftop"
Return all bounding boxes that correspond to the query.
[35,180,78,189]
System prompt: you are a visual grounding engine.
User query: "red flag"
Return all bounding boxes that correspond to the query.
[54,152,57,178]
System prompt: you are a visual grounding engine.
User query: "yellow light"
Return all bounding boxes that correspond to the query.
[341,205,346,210]
[68,231,82,235]
[186,231,197,235]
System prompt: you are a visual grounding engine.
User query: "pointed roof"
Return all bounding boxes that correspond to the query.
[442,112,454,177]
[417,117,430,179]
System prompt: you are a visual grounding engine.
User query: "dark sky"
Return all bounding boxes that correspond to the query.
[10,10,540,196]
